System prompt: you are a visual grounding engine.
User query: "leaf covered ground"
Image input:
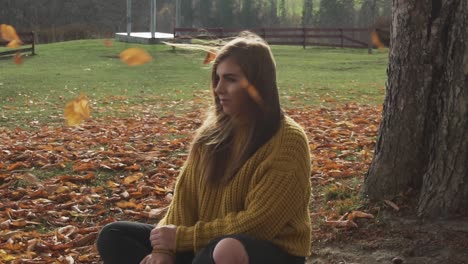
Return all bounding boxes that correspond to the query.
[0,102,385,263]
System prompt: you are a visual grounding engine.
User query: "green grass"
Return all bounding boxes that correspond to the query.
[0,39,388,128]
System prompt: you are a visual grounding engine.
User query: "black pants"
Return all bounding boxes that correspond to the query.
[97,221,305,264]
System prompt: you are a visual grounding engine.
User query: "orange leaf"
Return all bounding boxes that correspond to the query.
[64,94,91,126]
[7,39,23,48]
[13,52,23,64]
[116,201,139,209]
[246,84,264,107]
[0,24,21,41]
[203,51,216,64]
[124,172,144,185]
[119,47,153,66]
[107,180,120,188]
[72,162,96,172]
[371,31,385,50]
[7,162,27,171]
[125,164,141,171]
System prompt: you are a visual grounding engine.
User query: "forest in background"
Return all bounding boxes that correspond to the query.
[0,0,391,43]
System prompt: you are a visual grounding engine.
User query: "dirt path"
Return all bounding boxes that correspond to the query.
[307,213,468,264]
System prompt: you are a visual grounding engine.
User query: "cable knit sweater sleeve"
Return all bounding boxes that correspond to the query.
[174,119,311,253]
[157,150,199,227]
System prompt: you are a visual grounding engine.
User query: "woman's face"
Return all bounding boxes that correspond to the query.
[214,57,252,117]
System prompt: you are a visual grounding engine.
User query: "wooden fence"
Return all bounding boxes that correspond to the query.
[173,27,370,49]
[0,31,36,56]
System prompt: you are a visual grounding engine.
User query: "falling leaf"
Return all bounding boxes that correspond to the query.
[0,24,21,42]
[119,47,153,66]
[240,80,264,109]
[103,39,113,47]
[203,51,216,64]
[371,31,385,50]
[64,94,91,126]
[7,39,23,48]
[14,52,23,64]
[246,85,264,107]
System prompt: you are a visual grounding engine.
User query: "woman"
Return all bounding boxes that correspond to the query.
[97,32,311,264]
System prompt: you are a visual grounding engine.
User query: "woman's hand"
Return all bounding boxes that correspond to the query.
[139,253,174,264]
[150,225,177,251]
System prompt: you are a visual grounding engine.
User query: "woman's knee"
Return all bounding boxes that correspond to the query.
[212,238,249,264]
[97,222,123,249]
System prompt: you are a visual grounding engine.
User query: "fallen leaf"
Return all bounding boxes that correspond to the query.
[124,172,144,185]
[383,199,400,211]
[116,201,139,209]
[324,219,358,228]
[119,47,153,66]
[348,211,374,220]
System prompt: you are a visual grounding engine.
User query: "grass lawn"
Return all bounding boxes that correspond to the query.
[0,39,388,128]
[0,39,389,262]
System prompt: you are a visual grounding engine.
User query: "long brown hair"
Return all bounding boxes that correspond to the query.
[191,31,283,185]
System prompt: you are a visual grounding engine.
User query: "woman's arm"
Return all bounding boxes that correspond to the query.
[157,149,200,228]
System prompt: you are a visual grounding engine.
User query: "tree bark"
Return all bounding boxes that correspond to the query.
[364,0,468,218]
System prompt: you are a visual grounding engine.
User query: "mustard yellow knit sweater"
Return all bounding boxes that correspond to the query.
[158,116,312,256]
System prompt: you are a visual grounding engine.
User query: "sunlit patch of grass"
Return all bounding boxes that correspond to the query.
[323,178,364,216]
[1,40,387,129]
[36,162,74,180]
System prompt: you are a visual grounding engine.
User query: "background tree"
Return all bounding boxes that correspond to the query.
[198,0,214,27]
[302,0,314,27]
[180,0,194,27]
[240,0,258,28]
[357,0,375,27]
[318,0,355,27]
[342,0,356,26]
[379,0,391,17]
[217,0,235,27]
[279,0,287,25]
[363,0,468,218]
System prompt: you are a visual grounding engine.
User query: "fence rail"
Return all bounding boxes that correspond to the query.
[173,27,370,49]
[0,31,36,56]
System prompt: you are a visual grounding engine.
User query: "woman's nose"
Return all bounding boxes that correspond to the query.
[215,80,225,95]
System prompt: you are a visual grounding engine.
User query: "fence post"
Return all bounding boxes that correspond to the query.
[368,27,373,54]
[302,27,306,49]
[262,28,266,40]
[31,32,36,55]
[340,28,343,48]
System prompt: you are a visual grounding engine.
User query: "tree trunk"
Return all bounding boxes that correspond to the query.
[363,0,468,218]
